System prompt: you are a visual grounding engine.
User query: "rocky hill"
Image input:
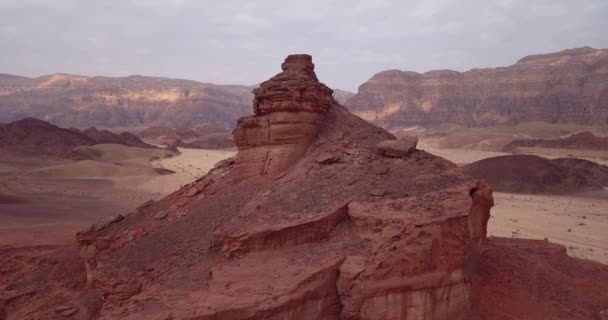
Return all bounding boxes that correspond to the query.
[463,154,608,195]
[0,118,159,158]
[346,47,608,128]
[0,118,96,157]
[0,73,254,129]
[81,127,156,149]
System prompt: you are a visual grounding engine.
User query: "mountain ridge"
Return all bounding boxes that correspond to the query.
[345,47,608,128]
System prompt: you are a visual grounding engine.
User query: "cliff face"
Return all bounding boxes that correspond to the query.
[0,74,254,129]
[346,47,608,128]
[69,54,494,320]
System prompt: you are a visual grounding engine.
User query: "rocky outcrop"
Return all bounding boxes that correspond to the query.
[0,74,254,129]
[471,237,608,320]
[0,117,96,157]
[346,47,608,128]
[65,54,495,320]
[232,54,336,179]
[0,117,165,158]
[463,154,608,195]
[375,136,418,157]
[504,131,608,151]
[82,127,157,149]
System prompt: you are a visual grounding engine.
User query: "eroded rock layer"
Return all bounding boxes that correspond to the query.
[3,55,495,320]
[346,47,608,128]
[0,73,254,129]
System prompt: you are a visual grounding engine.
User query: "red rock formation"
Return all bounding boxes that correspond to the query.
[346,47,608,128]
[470,237,608,320]
[66,55,495,320]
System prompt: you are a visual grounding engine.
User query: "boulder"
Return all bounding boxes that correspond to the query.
[376,136,418,157]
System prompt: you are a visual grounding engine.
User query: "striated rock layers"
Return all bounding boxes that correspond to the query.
[2,55,494,319]
[346,47,608,128]
[0,73,254,129]
[70,54,496,320]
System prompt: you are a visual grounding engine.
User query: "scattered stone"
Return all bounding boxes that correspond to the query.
[54,305,72,312]
[55,305,77,317]
[376,136,418,157]
[60,308,77,317]
[186,186,201,197]
[93,214,124,231]
[369,188,385,196]
[153,211,168,220]
[137,200,156,211]
[176,197,189,207]
[315,152,340,164]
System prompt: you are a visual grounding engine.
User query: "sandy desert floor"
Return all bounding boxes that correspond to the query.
[489,192,608,264]
[0,146,235,247]
[415,141,608,264]
[1,138,606,265]
[141,147,236,193]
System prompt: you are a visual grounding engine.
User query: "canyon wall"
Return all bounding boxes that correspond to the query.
[345,47,608,128]
[0,73,254,129]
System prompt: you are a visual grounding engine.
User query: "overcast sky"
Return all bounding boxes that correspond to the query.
[1,0,607,91]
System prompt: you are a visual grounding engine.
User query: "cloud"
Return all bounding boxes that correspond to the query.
[1,0,607,91]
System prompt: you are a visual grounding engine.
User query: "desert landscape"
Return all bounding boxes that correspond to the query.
[1,1,608,319]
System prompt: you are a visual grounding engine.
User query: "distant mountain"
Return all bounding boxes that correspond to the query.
[0,117,96,157]
[463,154,608,195]
[332,89,355,104]
[346,47,608,128]
[0,118,159,158]
[81,127,156,149]
[0,74,254,129]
